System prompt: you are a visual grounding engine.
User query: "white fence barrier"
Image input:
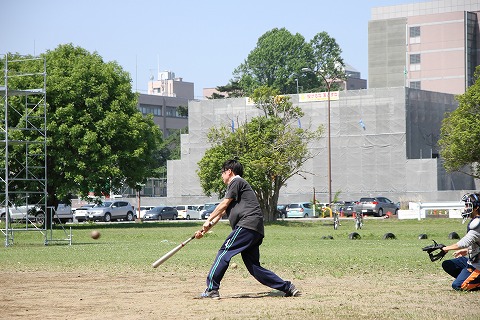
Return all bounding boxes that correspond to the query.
[397,202,464,220]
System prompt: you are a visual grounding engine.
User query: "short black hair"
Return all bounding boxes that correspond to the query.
[222,159,243,176]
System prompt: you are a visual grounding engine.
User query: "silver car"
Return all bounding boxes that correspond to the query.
[287,202,314,218]
[355,197,399,217]
[86,201,135,222]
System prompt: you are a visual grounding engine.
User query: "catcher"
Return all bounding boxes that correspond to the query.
[440,193,480,291]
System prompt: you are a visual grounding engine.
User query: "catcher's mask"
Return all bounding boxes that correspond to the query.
[461,193,480,220]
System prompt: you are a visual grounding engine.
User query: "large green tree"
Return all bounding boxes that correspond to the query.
[197,86,323,221]
[301,31,346,92]
[214,29,345,97]
[232,28,314,96]
[439,67,480,178]
[2,44,162,207]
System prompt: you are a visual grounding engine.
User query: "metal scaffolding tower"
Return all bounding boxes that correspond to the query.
[0,54,48,246]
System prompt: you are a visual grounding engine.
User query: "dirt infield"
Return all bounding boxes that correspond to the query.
[1,269,476,319]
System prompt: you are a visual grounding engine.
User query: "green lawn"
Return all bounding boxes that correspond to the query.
[0,217,465,277]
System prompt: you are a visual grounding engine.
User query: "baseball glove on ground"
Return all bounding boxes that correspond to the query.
[422,240,446,262]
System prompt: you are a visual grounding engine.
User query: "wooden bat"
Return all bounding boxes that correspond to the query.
[152,235,195,268]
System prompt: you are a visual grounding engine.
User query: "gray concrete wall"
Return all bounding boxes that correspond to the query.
[162,87,478,207]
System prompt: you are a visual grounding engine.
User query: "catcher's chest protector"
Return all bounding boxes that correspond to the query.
[468,218,480,263]
[468,217,480,231]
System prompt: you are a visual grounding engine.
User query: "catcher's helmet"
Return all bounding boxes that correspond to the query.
[461,193,480,219]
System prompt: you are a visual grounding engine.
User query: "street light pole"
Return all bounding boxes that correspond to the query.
[302,68,332,208]
[319,73,332,208]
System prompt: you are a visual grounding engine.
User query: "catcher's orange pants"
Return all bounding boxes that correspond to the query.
[442,257,480,291]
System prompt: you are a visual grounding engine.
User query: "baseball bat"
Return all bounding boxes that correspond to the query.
[152,235,195,268]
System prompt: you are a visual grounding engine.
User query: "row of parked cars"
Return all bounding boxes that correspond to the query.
[71,201,223,222]
[277,197,399,218]
[67,197,399,222]
[137,203,222,221]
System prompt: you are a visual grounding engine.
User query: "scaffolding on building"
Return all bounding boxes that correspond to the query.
[0,54,71,246]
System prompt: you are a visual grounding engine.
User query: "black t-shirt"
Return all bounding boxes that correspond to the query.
[225,176,264,236]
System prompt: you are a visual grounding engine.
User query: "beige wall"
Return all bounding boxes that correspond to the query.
[407,11,466,94]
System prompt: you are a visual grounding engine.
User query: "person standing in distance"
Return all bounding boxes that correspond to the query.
[195,159,300,299]
[441,193,480,291]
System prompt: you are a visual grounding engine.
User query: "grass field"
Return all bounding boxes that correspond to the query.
[0,217,467,273]
[1,217,477,319]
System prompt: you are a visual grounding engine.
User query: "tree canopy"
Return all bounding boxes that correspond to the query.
[215,28,345,97]
[439,67,480,178]
[197,86,323,221]
[2,44,163,206]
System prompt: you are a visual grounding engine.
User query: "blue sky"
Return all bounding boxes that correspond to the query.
[1,0,427,99]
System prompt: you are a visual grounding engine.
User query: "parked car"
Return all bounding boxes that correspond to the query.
[202,204,217,219]
[287,202,314,218]
[276,204,289,218]
[176,205,201,220]
[341,201,356,217]
[53,203,73,223]
[202,204,228,220]
[86,201,135,222]
[0,205,45,224]
[354,197,399,217]
[201,202,220,219]
[137,206,155,219]
[142,206,178,221]
[73,204,95,222]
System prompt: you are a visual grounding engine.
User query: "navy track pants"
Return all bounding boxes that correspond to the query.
[205,226,290,293]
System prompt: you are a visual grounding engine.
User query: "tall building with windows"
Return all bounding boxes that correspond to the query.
[130,73,192,198]
[369,0,480,94]
[148,70,194,99]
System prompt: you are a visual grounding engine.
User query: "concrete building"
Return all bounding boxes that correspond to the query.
[166,87,477,205]
[126,74,192,198]
[369,0,480,94]
[337,63,367,91]
[138,93,189,139]
[148,70,194,99]
[162,0,480,206]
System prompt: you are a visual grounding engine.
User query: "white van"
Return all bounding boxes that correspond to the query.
[176,205,201,220]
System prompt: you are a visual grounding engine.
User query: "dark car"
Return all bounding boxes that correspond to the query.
[142,206,178,221]
[201,204,218,220]
[201,204,229,220]
[341,201,356,217]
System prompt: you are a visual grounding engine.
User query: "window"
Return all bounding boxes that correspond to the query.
[166,106,177,117]
[410,81,421,89]
[139,104,161,116]
[410,54,421,71]
[409,26,420,38]
[410,54,420,64]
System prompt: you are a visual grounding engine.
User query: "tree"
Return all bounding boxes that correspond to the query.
[233,28,314,95]
[301,32,347,92]
[2,44,163,207]
[439,67,480,178]
[214,29,346,98]
[207,81,245,99]
[197,86,323,221]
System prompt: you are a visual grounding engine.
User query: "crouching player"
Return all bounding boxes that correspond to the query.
[441,193,480,291]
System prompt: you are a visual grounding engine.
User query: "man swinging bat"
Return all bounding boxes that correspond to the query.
[194,159,300,299]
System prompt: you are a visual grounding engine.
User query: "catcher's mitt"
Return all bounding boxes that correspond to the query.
[422,240,446,262]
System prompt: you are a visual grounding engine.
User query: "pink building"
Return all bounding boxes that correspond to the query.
[369,0,480,95]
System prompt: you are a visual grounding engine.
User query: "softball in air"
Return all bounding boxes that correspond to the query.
[91,230,101,240]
